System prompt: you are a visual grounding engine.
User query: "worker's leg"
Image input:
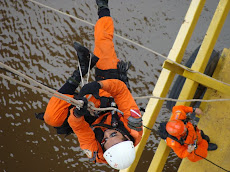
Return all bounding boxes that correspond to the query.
[44,75,78,127]
[200,130,210,143]
[94,4,119,70]
[68,43,99,87]
[94,1,131,89]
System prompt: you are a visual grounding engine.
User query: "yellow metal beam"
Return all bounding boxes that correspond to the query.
[192,0,230,73]
[178,48,230,172]
[146,1,206,171]
[148,140,171,172]
[163,60,230,96]
[148,0,230,171]
[176,0,230,106]
[119,1,206,172]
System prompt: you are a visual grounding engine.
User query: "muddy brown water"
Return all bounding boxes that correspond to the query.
[0,0,229,171]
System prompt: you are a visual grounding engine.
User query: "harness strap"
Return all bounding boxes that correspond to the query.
[168,131,187,145]
[92,113,135,144]
[95,68,119,81]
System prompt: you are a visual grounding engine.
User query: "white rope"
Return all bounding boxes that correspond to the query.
[0,73,82,107]
[0,62,122,113]
[77,60,84,87]
[133,96,230,103]
[26,0,230,88]
[1,63,230,107]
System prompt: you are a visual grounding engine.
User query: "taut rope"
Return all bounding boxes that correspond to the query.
[0,62,123,114]
[1,62,230,103]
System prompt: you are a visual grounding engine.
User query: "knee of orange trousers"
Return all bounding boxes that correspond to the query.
[95,54,119,70]
[94,41,119,70]
[44,111,68,127]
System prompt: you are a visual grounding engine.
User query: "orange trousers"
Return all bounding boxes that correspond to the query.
[94,17,119,70]
[44,16,119,127]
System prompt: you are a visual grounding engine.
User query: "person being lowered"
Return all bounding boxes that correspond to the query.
[40,0,143,170]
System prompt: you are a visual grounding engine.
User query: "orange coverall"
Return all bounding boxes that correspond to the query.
[44,16,142,163]
[166,105,208,162]
[68,79,142,163]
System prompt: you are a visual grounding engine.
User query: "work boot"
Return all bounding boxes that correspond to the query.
[73,42,99,76]
[208,143,218,151]
[66,70,81,87]
[117,60,131,91]
[203,135,210,143]
[96,0,109,12]
[201,130,210,143]
[67,42,99,86]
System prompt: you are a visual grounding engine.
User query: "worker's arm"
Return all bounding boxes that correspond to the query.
[172,105,193,114]
[44,94,74,127]
[68,108,105,163]
[166,138,191,159]
[100,79,143,145]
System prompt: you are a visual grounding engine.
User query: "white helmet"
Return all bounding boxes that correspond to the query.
[103,141,135,170]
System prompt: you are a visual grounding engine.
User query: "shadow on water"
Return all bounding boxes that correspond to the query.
[0,0,229,171]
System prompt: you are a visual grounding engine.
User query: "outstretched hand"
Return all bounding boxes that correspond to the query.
[194,108,204,117]
[79,81,101,99]
[187,144,195,153]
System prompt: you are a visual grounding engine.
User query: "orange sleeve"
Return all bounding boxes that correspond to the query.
[171,105,193,120]
[68,108,106,163]
[166,138,191,159]
[173,105,193,113]
[44,94,74,127]
[101,79,139,118]
[101,79,143,146]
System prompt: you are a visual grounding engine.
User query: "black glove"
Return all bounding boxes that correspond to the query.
[73,97,89,117]
[79,81,101,99]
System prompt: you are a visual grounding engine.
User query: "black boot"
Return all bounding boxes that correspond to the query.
[66,70,81,87]
[117,60,131,91]
[201,130,210,143]
[96,0,108,11]
[73,42,99,76]
[67,42,99,86]
[208,143,218,151]
[96,0,110,18]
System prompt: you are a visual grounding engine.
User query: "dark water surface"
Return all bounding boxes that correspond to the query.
[1,0,229,171]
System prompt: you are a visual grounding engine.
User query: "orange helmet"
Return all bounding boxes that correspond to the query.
[166,120,185,137]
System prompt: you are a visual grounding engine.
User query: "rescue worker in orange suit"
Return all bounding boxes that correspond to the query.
[165,105,217,162]
[43,0,143,170]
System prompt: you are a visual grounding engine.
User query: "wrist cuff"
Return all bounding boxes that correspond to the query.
[193,108,196,113]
